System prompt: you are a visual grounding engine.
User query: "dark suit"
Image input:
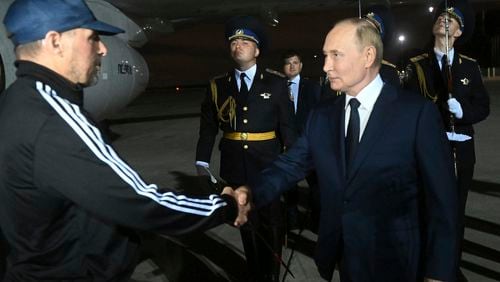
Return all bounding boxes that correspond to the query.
[286,77,321,231]
[295,78,321,134]
[196,66,296,281]
[406,51,490,274]
[250,82,458,281]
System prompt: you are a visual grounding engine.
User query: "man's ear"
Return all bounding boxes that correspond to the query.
[364,46,376,68]
[255,46,260,58]
[453,28,463,39]
[42,31,63,55]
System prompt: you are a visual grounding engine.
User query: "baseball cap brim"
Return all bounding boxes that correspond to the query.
[81,20,125,35]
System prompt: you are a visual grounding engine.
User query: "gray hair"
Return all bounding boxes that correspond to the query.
[336,18,383,67]
[15,39,43,58]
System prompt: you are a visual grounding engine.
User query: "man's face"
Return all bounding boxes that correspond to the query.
[62,28,107,86]
[283,55,302,79]
[229,38,259,68]
[322,23,369,95]
[432,13,462,39]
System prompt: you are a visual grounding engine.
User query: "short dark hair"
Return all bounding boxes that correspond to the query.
[282,49,302,63]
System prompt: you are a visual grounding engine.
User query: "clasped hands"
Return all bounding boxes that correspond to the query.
[221,186,252,227]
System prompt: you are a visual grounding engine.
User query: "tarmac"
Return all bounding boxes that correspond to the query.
[107,80,500,282]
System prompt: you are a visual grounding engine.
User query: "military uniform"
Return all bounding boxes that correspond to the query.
[406,51,489,279]
[196,66,296,281]
[196,67,296,185]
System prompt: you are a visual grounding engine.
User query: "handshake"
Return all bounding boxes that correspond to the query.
[197,163,252,227]
[221,186,252,228]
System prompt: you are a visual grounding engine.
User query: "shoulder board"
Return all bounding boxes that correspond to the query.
[211,72,229,80]
[409,53,429,63]
[265,68,286,78]
[458,54,477,62]
[381,60,397,69]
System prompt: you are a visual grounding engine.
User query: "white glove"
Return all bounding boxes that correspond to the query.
[195,161,210,176]
[447,98,463,119]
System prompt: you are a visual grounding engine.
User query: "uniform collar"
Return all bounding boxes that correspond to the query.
[234,64,257,81]
[434,47,455,66]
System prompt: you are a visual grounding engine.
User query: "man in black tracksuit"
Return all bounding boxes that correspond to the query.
[0,0,248,280]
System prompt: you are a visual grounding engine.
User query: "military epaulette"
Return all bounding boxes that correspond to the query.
[409,53,429,63]
[265,68,286,78]
[211,72,229,81]
[381,60,397,69]
[458,54,477,62]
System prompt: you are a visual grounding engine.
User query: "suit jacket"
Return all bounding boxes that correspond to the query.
[406,51,490,166]
[295,78,320,134]
[251,83,458,281]
[196,66,296,185]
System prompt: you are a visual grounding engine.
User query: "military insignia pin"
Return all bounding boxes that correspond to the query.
[260,93,272,99]
[460,78,470,85]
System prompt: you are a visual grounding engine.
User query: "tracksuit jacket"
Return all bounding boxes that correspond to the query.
[0,61,237,281]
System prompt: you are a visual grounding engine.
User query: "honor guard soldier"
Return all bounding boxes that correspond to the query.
[405,0,490,280]
[321,5,400,101]
[195,16,297,282]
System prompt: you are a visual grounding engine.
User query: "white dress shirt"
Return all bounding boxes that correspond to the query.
[435,47,455,70]
[288,74,300,112]
[235,64,257,91]
[344,74,384,140]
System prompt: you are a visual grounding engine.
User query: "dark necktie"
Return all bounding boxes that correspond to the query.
[345,98,360,170]
[240,73,248,95]
[441,55,449,83]
[287,80,294,102]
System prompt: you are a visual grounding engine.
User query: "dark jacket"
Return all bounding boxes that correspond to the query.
[406,51,490,166]
[295,77,320,134]
[0,61,237,281]
[196,66,297,185]
[251,83,458,282]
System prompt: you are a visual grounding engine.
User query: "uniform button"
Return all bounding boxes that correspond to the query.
[243,106,248,111]
[243,119,248,124]
[243,145,249,149]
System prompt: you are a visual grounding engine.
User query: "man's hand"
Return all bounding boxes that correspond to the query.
[222,186,252,227]
[447,98,463,119]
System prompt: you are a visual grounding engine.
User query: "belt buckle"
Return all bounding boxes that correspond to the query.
[240,132,248,141]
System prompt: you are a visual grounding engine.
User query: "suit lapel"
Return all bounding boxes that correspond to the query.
[346,84,397,184]
[297,81,304,115]
[328,95,347,178]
